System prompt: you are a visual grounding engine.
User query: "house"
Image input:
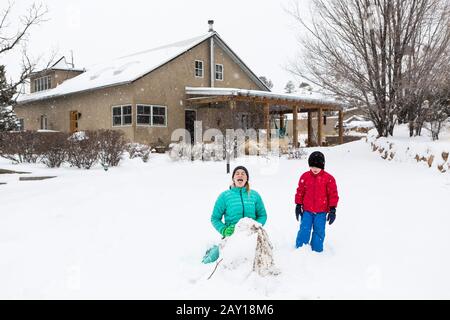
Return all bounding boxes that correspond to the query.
[338,115,374,133]
[15,21,345,148]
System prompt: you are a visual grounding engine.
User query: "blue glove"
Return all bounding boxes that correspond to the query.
[202,245,220,264]
[327,207,336,225]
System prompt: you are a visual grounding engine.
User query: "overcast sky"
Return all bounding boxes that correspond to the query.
[2,0,313,92]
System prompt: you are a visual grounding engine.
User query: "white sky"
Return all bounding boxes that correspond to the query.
[2,0,313,92]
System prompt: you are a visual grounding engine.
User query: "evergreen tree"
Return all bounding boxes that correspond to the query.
[259,76,274,89]
[0,65,19,132]
[284,80,296,94]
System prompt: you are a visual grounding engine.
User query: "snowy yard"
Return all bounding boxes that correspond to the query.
[1,137,450,299]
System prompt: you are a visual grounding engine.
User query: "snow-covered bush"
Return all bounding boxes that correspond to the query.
[39,132,70,168]
[168,142,192,161]
[97,130,127,167]
[287,146,307,160]
[169,142,225,161]
[191,143,203,161]
[67,131,99,169]
[203,142,224,161]
[126,143,151,163]
[0,131,45,163]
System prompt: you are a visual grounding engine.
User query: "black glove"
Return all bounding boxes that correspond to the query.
[295,204,304,221]
[327,207,336,225]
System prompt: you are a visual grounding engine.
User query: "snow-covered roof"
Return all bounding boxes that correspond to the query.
[18,31,271,104]
[18,32,216,104]
[185,87,345,108]
[344,115,368,123]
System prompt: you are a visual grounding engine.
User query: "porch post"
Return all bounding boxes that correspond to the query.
[229,100,236,129]
[307,111,312,146]
[339,109,344,145]
[318,107,323,146]
[293,105,298,148]
[264,103,270,147]
[279,113,285,134]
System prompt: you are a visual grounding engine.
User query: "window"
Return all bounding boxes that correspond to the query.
[152,106,167,126]
[112,105,132,127]
[113,107,122,126]
[215,64,223,81]
[40,115,48,130]
[123,105,132,125]
[34,76,51,92]
[195,60,204,78]
[137,105,151,125]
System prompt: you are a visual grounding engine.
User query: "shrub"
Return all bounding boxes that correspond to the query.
[97,130,127,167]
[40,132,70,168]
[0,131,45,163]
[126,143,151,163]
[67,131,99,169]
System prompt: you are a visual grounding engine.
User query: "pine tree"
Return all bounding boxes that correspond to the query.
[259,76,274,89]
[284,80,296,94]
[0,65,19,132]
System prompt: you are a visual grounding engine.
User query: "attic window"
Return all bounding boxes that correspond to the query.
[34,76,51,92]
[195,60,204,78]
[215,64,223,81]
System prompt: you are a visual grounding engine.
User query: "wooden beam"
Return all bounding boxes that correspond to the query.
[307,111,313,147]
[186,96,234,105]
[318,108,323,146]
[293,105,298,148]
[186,95,344,111]
[339,110,344,145]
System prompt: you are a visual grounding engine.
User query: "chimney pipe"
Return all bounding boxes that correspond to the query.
[208,20,214,32]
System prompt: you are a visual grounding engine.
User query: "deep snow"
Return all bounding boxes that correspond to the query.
[1,137,450,299]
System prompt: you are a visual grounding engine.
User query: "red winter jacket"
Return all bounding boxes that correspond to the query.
[295,170,339,214]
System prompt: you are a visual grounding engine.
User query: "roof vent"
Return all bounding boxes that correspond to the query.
[208,20,214,32]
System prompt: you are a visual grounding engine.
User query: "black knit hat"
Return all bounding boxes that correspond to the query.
[308,151,325,169]
[232,166,249,181]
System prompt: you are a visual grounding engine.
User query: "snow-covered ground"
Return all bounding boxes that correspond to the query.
[368,123,450,173]
[1,134,450,299]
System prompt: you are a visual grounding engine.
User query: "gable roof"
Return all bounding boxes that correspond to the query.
[18,32,270,104]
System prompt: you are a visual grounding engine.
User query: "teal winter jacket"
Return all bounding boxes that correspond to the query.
[211,187,267,235]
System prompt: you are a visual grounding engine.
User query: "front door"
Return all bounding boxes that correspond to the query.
[185,110,196,144]
[70,111,79,133]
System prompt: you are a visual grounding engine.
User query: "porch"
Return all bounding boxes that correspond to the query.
[185,87,346,147]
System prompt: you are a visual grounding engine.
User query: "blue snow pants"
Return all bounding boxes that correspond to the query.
[296,211,327,252]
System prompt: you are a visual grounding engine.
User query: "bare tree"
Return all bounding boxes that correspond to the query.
[287,0,450,137]
[397,2,450,136]
[0,2,49,131]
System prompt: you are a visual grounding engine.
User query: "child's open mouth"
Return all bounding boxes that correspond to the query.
[237,179,244,182]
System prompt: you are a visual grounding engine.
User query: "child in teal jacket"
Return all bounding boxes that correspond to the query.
[203,166,267,264]
[211,166,267,237]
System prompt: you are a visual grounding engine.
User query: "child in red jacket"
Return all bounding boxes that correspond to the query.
[294,151,339,252]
